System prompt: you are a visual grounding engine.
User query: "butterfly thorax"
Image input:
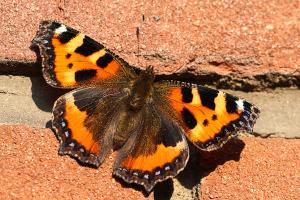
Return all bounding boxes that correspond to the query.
[127,66,155,111]
[112,67,155,149]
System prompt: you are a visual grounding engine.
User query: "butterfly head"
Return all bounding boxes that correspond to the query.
[141,65,154,79]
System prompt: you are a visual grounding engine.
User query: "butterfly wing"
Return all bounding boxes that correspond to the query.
[113,107,189,192]
[31,21,137,88]
[155,81,260,151]
[52,86,125,166]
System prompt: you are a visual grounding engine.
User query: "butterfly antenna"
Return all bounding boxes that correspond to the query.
[136,14,145,66]
[136,26,140,65]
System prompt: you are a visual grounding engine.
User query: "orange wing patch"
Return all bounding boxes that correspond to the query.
[63,95,100,154]
[51,30,121,87]
[52,90,102,166]
[121,141,186,172]
[166,84,259,151]
[31,21,124,88]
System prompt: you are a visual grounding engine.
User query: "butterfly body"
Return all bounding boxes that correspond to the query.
[31,21,260,192]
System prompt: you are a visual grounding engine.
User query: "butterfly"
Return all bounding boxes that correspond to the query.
[30,21,260,192]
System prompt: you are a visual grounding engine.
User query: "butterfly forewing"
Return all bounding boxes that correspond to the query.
[155,81,260,151]
[30,21,135,88]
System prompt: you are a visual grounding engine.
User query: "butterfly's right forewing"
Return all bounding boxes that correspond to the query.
[155,81,260,151]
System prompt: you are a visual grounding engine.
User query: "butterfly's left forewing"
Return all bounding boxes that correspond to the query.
[31,21,135,88]
[156,81,260,151]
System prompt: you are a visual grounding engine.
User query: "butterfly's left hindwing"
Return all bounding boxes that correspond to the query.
[31,21,134,88]
[52,87,124,166]
[156,81,260,151]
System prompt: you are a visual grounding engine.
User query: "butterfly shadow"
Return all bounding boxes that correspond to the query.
[29,60,70,127]
[113,176,153,197]
[30,76,68,110]
[153,137,245,200]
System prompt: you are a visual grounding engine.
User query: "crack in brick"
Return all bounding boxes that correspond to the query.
[0,90,18,95]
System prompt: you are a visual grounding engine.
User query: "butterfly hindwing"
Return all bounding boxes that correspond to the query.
[113,108,189,192]
[52,86,125,166]
[31,21,135,88]
[156,81,260,151]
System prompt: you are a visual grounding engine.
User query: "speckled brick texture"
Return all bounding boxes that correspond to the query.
[198,137,300,200]
[0,125,151,200]
[1,0,299,75]
[0,125,299,199]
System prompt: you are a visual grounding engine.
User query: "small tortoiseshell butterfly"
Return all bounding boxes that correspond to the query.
[30,21,260,192]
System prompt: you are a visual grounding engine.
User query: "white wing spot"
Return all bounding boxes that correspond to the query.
[133,172,138,176]
[236,99,244,111]
[64,131,69,137]
[165,166,170,171]
[55,25,67,34]
[155,170,161,176]
[144,174,149,179]
[61,121,66,127]
[69,142,75,147]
